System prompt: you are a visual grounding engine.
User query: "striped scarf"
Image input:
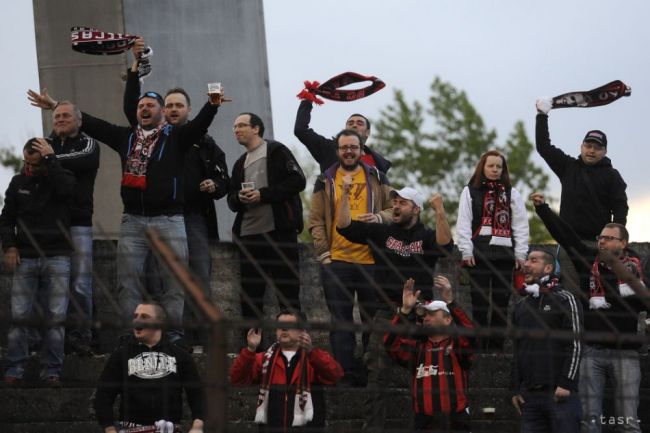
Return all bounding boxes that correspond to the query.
[121,123,168,190]
[254,343,313,426]
[589,251,645,309]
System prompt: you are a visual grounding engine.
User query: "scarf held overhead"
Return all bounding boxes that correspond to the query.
[474,181,512,247]
[297,72,385,105]
[551,80,631,109]
[254,343,314,427]
[589,251,646,310]
[70,26,153,78]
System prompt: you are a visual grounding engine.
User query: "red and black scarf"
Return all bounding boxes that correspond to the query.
[297,72,385,105]
[476,181,512,247]
[551,80,631,109]
[254,343,313,426]
[121,123,168,190]
[71,26,153,78]
[589,251,646,309]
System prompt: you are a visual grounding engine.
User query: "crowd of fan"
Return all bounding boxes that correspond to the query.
[0,38,647,433]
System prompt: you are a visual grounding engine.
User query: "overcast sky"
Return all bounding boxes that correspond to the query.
[2,1,649,239]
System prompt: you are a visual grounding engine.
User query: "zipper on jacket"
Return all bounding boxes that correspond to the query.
[173,177,177,201]
[284,391,289,432]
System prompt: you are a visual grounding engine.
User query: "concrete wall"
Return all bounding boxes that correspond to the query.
[32,0,273,240]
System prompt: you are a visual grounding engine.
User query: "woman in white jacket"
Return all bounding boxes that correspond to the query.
[456,150,529,351]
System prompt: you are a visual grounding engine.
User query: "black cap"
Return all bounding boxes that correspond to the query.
[138,91,165,107]
[583,130,607,147]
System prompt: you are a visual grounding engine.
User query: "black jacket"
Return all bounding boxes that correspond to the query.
[228,140,306,236]
[0,155,76,257]
[294,100,391,174]
[511,280,583,392]
[48,133,99,226]
[80,91,218,216]
[536,114,628,239]
[94,335,203,428]
[337,220,453,304]
[183,137,229,239]
[122,70,229,237]
[535,203,646,349]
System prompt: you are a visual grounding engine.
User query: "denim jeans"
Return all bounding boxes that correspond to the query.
[5,256,70,379]
[320,261,376,374]
[579,345,641,433]
[67,225,93,345]
[520,389,581,433]
[117,213,188,341]
[184,212,212,345]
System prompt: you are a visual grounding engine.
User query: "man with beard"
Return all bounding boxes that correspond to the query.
[294,100,391,174]
[336,186,453,430]
[308,128,393,385]
[27,77,222,343]
[511,249,583,433]
[94,302,204,433]
[227,113,306,325]
[123,39,229,349]
[532,193,647,433]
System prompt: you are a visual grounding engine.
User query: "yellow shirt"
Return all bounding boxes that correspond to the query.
[330,168,374,264]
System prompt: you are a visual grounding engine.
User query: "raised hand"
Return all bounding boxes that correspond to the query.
[27,88,57,110]
[401,278,420,314]
[429,193,444,213]
[247,328,262,352]
[434,275,453,303]
[529,192,545,207]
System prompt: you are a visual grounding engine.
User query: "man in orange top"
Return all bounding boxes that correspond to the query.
[308,128,392,385]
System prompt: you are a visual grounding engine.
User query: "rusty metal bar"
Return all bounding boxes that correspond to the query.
[146,227,227,433]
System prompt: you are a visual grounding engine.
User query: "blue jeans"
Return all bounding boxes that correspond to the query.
[579,345,641,433]
[184,212,212,345]
[321,261,376,374]
[520,389,581,433]
[67,225,93,344]
[5,256,70,379]
[117,213,188,341]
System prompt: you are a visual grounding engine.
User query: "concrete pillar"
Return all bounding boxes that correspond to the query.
[32,0,273,240]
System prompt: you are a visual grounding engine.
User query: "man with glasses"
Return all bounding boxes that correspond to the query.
[227,113,306,328]
[1,138,76,385]
[28,76,222,345]
[532,193,647,433]
[294,100,391,174]
[308,128,392,385]
[535,98,628,291]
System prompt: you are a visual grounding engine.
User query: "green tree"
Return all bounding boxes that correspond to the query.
[372,77,553,242]
[0,146,22,174]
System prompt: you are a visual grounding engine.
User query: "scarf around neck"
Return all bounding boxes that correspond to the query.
[589,251,646,310]
[121,122,169,190]
[476,180,512,247]
[254,342,314,427]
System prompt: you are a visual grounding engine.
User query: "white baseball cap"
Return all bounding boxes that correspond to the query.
[417,300,450,314]
[390,187,424,208]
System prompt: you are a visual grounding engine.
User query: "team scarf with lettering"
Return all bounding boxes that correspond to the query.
[524,275,560,298]
[589,251,645,309]
[255,343,313,426]
[475,180,512,247]
[296,72,385,105]
[70,26,153,78]
[551,80,631,109]
[121,123,169,190]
